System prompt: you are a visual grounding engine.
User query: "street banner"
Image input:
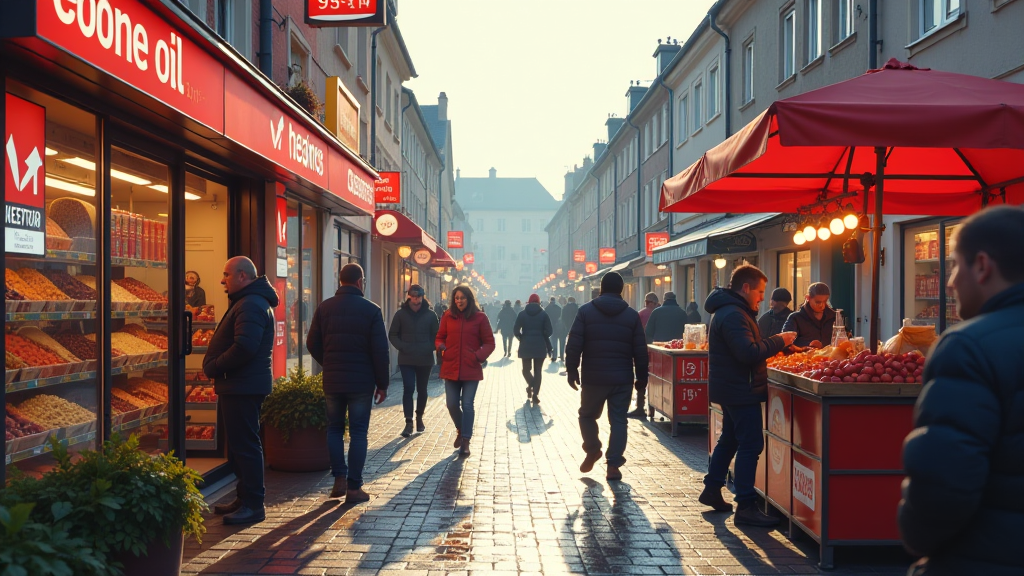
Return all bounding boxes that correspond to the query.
[447,230,464,249]
[5,93,46,256]
[306,0,386,27]
[374,171,400,204]
[573,249,586,262]
[599,247,616,264]
[646,232,670,257]
[585,262,598,274]
[463,252,475,265]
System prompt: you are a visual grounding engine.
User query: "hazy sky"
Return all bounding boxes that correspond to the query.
[399,0,717,201]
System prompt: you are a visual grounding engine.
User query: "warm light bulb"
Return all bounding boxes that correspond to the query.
[664,275,672,282]
[844,213,859,230]
[803,224,816,240]
[398,246,412,258]
[793,231,806,245]
[714,258,727,269]
[655,278,662,285]
[829,217,845,235]
[817,226,831,241]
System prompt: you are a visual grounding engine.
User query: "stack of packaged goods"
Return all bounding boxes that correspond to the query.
[112,209,166,263]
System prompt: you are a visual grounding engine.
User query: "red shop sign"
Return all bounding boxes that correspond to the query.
[4,93,47,256]
[585,262,598,274]
[463,252,475,265]
[447,230,464,249]
[573,249,586,262]
[38,0,226,132]
[568,270,577,280]
[374,171,401,204]
[599,247,616,264]
[646,232,670,257]
[305,0,386,27]
[327,147,374,215]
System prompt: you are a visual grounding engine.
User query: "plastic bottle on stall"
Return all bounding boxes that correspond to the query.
[831,309,850,348]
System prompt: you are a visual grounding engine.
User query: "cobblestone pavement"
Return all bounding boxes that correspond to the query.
[183,358,912,575]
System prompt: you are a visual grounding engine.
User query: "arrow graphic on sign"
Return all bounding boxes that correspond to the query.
[5,134,43,196]
[270,116,285,150]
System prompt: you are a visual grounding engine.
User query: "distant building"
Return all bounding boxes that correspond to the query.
[456,169,560,302]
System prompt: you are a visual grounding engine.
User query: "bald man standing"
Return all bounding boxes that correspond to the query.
[203,256,280,525]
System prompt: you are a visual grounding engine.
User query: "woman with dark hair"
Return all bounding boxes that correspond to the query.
[435,285,495,457]
[495,300,517,357]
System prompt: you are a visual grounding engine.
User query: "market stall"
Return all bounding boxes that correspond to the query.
[646,345,709,433]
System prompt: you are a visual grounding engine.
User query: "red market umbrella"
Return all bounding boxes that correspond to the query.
[660,59,1024,350]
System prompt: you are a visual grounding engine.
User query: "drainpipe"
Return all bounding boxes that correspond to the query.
[709,4,732,138]
[625,117,642,259]
[869,0,879,69]
[438,163,445,242]
[590,172,600,250]
[258,0,273,76]
[369,25,386,167]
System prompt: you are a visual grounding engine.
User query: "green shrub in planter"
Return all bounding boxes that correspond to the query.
[0,502,109,576]
[262,366,328,442]
[0,434,206,569]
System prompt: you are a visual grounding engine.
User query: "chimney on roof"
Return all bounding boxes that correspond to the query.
[626,83,648,113]
[606,117,625,141]
[654,38,682,75]
[564,170,574,197]
[488,167,496,179]
[593,141,608,159]
[438,92,448,122]
[456,168,461,180]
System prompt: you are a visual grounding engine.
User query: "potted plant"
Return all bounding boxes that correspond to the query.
[261,366,330,472]
[0,434,206,576]
[0,502,110,575]
[282,80,322,119]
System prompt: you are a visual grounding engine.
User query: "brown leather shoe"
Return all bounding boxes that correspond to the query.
[345,488,370,504]
[213,498,242,515]
[580,450,603,473]
[453,429,463,449]
[606,465,622,481]
[329,477,348,499]
[459,438,471,457]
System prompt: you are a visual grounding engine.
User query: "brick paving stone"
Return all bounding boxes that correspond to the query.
[182,361,912,575]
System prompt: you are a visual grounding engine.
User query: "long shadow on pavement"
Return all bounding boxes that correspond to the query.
[505,400,555,443]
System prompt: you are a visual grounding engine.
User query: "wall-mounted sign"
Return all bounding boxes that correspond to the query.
[325,76,360,152]
[328,148,375,215]
[585,262,598,274]
[413,248,432,265]
[275,195,288,276]
[375,212,398,236]
[305,0,386,27]
[447,231,464,249]
[573,250,586,263]
[5,93,46,256]
[646,232,670,257]
[463,252,475,265]
[568,270,577,280]
[599,247,616,264]
[374,171,400,204]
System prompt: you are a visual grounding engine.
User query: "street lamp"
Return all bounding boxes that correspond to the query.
[397,245,412,259]
[714,257,727,269]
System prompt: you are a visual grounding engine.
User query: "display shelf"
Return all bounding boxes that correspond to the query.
[112,256,168,269]
[115,411,168,433]
[5,429,97,465]
[912,257,953,264]
[6,309,168,322]
[191,346,209,354]
[6,369,95,393]
[186,402,217,411]
[144,320,216,330]
[111,309,168,319]
[112,359,169,376]
[7,249,166,269]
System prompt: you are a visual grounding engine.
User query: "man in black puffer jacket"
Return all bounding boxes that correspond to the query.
[565,272,648,481]
[388,284,439,438]
[306,264,389,504]
[899,206,1024,576]
[203,256,279,526]
[700,265,795,527]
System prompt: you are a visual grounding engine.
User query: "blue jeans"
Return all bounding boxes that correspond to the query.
[399,365,431,419]
[325,392,373,489]
[444,380,479,440]
[704,403,765,507]
[578,383,632,467]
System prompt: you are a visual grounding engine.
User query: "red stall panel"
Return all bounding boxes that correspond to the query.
[828,474,904,540]
[829,404,914,470]
[675,383,708,416]
[767,386,792,442]
[756,432,767,494]
[766,436,792,514]
[793,394,823,458]
[792,451,823,538]
[678,356,708,382]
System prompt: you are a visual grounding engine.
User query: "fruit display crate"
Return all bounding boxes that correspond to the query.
[114,411,168,434]
[35,249,167,269]
[5,426,97,465]
[6,309,168,322]
[6,358,170,393]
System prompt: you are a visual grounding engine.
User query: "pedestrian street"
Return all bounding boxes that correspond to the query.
[183,358,911,576]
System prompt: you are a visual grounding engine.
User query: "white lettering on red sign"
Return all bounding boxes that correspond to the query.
[348,169,374,205]
[793,459,816,511]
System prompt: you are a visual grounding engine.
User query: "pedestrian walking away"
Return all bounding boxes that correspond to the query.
[306,263,390,505]
[565,272,648,482]
[495,300,517,357]
[543,297,562,361]
[202,256,278,526]
[899,206,1024,576]
[757,287,793,338]
[515,293,553,405]
[554,296,569,361]
[436,285,496,457]
[638,292,659,329]
[635,291,689,418]
[388,284,439,438]
[781,282,836,349]
[700,264,796,527]
[685,301,702,325]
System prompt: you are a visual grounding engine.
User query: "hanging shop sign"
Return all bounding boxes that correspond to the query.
[585,262,598,274]
[646,232,670,257]
[413,248,432,266]
[374,212,398,236]
[325,77,360,152]
[463,252,475,265]
[305,0,386,27]
[4,93,47,256]
[599,247,616,264]
[447,231,464,249]
[568,270,577,280]
[374,171,400,204]
[37,0,226,132]
[573,249,586,262]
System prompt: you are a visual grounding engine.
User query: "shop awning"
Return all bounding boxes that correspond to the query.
[372,210,438,252]
[579,267,611,283]
[430,247,458,268]
[652,213,779,265]
[607,256,648,277]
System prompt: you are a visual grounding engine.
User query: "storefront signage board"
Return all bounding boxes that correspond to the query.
[328,147,374,215]
[272,188,288,380]
[325,76,359,152]
[374,171,400,204]
[462,252,474,265]
[568,270,576,280]
[573,250,585,263]
[585,262,597,274]
[653,238,706,265]
[36,0,226,132]
[4,93,47,256]
[305,0,386,27]
[447,231,463,249]
[599,247,616,265]
[645,232,670,257]
[413,248,431,265]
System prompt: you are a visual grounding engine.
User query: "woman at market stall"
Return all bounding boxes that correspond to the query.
[435,285,495,457]
[781,282,836,349]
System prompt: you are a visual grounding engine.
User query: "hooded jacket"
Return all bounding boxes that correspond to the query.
[685,302,703,325]
[544,301,564,338]
[645,298,689,344]
[898,283,1024,576]
[388,300,440,366]
[704,288,786,405]
[306,285,390,394]
[435,308,495,381]
[565,294,648,387]
[203,276,279,395]
[757,307,793,338]
[560,301,579,333]
[514,302,553,359]
[495,304,517,334]
[782,302,837,347]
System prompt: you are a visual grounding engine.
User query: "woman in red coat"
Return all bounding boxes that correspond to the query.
[435,285,495,457]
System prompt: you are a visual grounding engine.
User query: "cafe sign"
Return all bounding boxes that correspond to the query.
[5,93,47,256]
[305,0,386,27]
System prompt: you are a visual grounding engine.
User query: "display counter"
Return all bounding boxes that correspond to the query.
[646,346,709,434]
[710,368,920,568]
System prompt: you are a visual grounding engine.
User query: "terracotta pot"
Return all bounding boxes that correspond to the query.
[264,424,331,472]
[114,530,183,576]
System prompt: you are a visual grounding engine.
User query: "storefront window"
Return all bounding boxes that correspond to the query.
[904,220,961,333]
[285,200,320,372]
[681,264,696,305]
[779,250,811,302]
[332,224,363,288]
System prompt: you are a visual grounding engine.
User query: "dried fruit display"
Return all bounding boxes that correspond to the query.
[14,268,70,301]
[111,396,137,414]
[191,329,214,346]
[186,387,217,402]
[51,332,125,361]
[47,197,96,238]
[16,394,94,429]
[74,276,141,302]
[84,332,158,355]
[17,327,81,364]
[6,269,36,300]
[5,334,66,367]
[114,278,167,303]
[41,270,96,300]
[6,286,25,301]
[111,388,151,410]
[5,405,46,440]
[769,349,927,384]
[119,324,168,350]
[126,377,168,403]
[44,219,73,251]
[6,351,27,370]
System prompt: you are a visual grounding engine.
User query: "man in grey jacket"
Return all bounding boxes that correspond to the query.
[388,284,439,438]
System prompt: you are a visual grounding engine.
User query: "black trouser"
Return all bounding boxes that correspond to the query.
[220,394,267,509]
[501,333,514,356]
[399,364,431,419]
[522,357,544,395]
[579,383,632,467]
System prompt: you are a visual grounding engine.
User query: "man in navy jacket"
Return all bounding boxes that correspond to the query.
[565,272,648,481]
